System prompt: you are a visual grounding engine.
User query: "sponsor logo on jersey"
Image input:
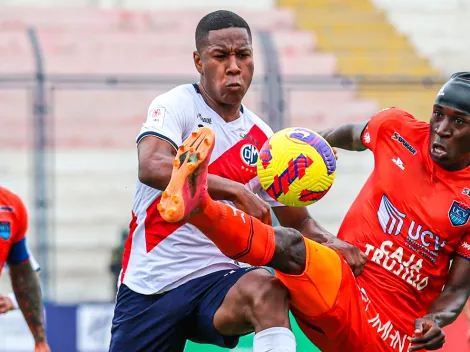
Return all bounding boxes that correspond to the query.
[459,241,470,260]
[197,113,212,124]
[377,194,446,262]
[448,201,470,227]
[147,108,165,128]
[240,144,259,167]
[363,131,371,144]
[461,242,470,252]
[0,221,11,240]
[392,157,405,171]
[463,188,470,197]
[391,132,417,155]
[365,240,429,291]
[367,309,412,352]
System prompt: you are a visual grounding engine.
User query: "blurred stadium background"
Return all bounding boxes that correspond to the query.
[0,0,468,351]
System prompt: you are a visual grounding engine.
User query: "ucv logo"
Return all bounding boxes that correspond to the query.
[377,195,446,256]
[449,201,470,227]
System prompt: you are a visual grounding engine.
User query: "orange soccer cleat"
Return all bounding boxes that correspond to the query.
[158,127,215,223]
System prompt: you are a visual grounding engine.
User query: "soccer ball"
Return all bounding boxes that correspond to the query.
[257,127,337,207]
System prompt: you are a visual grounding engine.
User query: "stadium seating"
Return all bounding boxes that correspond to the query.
[0,5,378,302]
[279,0,443,121]
[372,0,470,76]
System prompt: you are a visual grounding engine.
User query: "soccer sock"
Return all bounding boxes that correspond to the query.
[188,196,276,266]
[253,327,296,352]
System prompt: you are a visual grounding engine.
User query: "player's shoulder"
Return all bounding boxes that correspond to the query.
[242,105,274,137]
[0,186,21,205]
[370,107,428,134]
[0,186,27,222]
[149,84,196,111]
[372,107,415,124]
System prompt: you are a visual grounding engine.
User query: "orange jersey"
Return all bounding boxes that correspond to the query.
[338,108,470,336]
[0,186,29,274]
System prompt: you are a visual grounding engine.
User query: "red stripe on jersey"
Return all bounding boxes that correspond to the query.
[145,196,185,253]
[120,211,138,283]
[209,124,268,182]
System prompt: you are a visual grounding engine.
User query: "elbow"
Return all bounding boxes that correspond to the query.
[138,166,152,185]
[138,167,151,186]
[138,163,165,189]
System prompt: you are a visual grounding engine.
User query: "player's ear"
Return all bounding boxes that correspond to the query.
[193,51,203,75]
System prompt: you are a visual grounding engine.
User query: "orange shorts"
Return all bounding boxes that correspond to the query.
[275,238,398,352]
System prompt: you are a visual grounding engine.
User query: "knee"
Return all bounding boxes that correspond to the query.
[270,227,306,275]
[243,271,290,331]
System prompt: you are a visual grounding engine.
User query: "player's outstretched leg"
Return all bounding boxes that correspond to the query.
[161,128,353,349]
[158,127,215,223]
[160,127,305,272]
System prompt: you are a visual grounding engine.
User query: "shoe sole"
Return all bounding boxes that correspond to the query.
[158,127,215,223]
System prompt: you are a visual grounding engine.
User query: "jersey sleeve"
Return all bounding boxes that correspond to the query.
[7,194,30,265]
[360,107,415,152]
[136,95,193,150]
[28,248,41,271]
[456,232,470,261]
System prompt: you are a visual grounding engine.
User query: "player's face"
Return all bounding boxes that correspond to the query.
[194,27,254,105]
[429,104,470,170]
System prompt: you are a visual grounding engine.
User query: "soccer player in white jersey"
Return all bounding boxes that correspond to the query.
[0,249,40,314]
[109,10,365,352]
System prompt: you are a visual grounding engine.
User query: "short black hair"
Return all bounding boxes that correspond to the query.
[195,10,252,51]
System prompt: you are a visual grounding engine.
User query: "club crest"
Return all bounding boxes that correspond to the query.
[449,201,470,227]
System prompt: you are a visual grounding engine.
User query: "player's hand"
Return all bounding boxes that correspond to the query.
[34,342,51,352]
[325,238,367,277]
[0,294,15,314]
[409,316,445,351]
[233,185,272,226]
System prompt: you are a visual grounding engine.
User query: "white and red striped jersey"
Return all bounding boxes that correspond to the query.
[120,84,282,295]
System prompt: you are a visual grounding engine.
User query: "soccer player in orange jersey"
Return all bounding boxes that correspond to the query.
[159,72,470,352]
[0,186,50,352]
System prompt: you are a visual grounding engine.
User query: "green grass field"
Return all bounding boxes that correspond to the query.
[184,313,320,351]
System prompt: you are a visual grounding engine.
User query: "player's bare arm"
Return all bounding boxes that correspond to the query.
[138,136,271,223]
[410,256,470,351]
[273,206,367,276]
[1,251,41,314]
[319,121,369,151]
[9,260,48,348]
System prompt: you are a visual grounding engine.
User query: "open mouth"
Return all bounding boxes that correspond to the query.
[431,143,447,158]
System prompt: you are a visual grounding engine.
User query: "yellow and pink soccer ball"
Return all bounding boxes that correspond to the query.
[257,127,337,206]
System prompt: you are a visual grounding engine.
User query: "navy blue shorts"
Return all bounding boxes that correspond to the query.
[109,267,262,352]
